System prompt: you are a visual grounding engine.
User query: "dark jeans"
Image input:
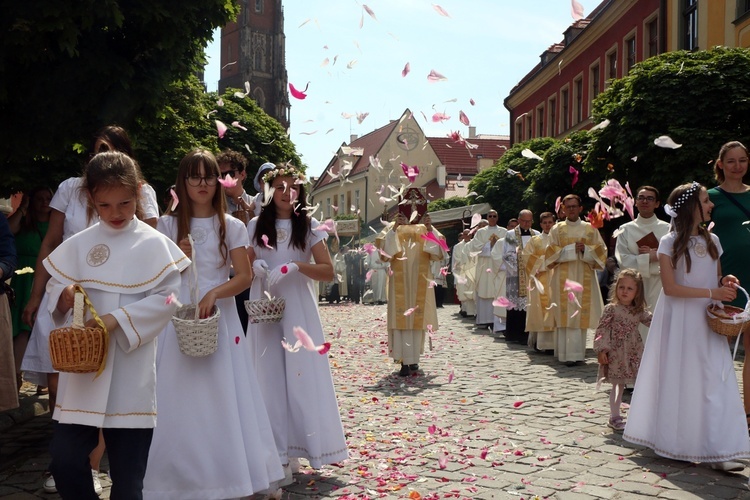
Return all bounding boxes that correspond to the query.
[504,308,528,344]
[434,285,445,308]
[50,423,153,500]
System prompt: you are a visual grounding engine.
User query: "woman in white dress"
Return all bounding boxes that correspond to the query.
[623,182,750,471]
[247,164,348,478]
[143,150,284,499]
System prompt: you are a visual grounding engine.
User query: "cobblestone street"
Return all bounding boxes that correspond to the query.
[2,302,750,499]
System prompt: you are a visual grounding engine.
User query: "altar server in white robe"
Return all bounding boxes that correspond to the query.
[469,211,507,328]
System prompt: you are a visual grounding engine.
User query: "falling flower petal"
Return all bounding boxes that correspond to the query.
[289,82,309,100]
[421,232,450,252]
[218,173,238,188]
[458,110,470,126]
[292,325,330,354]
[363,4,377,20]
[402,62,411,77]
[432,4,451,17]
[15,266,34,275]
[215,120,228,139]
[469,98,476,106]
[404,306,419,316]
[261,234,273,249]
[431,112,451,123]
[493,296,515,309]
[231,121,248,131]
[571,0,585,20]
[356,112,369,124]
[169,187,179,212]
[400,162,420,183]
[165,293,183,308]
[521,148,543,161]
[590,118,609,131]
[654,135,682,149]
[569,166,579,187]
[427,69,448,82]
[564,279,584,293]
[470,213,482,228]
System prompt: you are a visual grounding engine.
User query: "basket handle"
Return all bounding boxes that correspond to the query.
[72,284,110,378]
[186,234,201,321]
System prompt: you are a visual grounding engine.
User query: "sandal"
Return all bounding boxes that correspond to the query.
[607,416,626,431]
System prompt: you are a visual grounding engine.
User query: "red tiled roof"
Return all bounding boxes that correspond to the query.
[313,118,401,191]
[426,137,510,175]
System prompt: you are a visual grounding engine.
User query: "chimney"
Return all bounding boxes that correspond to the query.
[350,134,358,143]
[468,126,476,139]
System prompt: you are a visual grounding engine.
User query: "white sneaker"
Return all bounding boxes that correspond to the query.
[43,474,57,493]
[710,461,745,472]
[92,469,103,495]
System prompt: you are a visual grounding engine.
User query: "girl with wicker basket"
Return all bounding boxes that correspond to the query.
[593,269,652,432]
[44,152,188,499]
[246,163,348,482]
[623,182,750,472]
[143,150,284,499]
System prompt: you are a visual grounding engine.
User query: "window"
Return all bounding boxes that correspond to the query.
[515,121,523,142]
[339,194,345,213]
[255,0,264,13]
[647,18,659,57]
[548,97,557,136]
[355,190,360,210]
[561,88,570,131]
[537,106,545,137]
[739,0,750,17]
[590,63,600,105]
[683,0,698,50]
[573,78,583,124]
[326,198,331,217]
[625,36,636,74]
[606,49,617,82]
[526,115,533,141]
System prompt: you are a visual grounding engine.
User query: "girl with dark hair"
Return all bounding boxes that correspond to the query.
[143,149,284,499]
[624,182,750,471]
[44,151,187,499]
[8,186,53,390]
[246,164,348,481]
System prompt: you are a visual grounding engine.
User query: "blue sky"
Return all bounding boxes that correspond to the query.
[204,0,587,176]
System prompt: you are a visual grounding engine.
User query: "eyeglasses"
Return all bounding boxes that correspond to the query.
[488,214,498,218]
[636,195,656,202]
[220,169,238,178]
[563,205,580,209]
[186,175,218,187]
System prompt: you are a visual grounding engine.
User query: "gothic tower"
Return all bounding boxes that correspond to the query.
[218,0,290,129]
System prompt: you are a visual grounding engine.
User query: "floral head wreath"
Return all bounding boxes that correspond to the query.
[262,164,307,185]
[663,181,699,218]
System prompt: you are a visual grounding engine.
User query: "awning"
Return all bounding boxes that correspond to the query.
[428,202,492,225]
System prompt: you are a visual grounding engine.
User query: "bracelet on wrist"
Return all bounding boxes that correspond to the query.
[708,288,713,299]
[719,275,726,286]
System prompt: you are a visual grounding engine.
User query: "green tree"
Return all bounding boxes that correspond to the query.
[427,196,471,212]
[0,0,238,194]
[468,137,557,224]
[588,46,750,196]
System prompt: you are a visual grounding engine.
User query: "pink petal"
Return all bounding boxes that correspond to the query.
[215,120,227,139]
[431,112,450,122]
[427,69,448,82]
[428,424,437,434]
[231,121,248,131]
[555,195,562,214]
[438,454,448,469]
[404,306,419,316]
[289,82,309,100]
[261,234,273,249]
[480,448,488,459]
[493,296,515,309]
[293,326,317,352]
[421,232,449,252]
[571,0,585,20]
[432,4,451,17]
[217,173,238,188]
[469,98,476,106]
[165,293,183,308]
[402,62,410,77]
[569,166,579,187]
[317,342,331,355]
[365,269,374,282]
[169,188,179,212]
[470,213,482,228]
[235,336,240,344]
[362,243,376,254]
[513,401,524,408]
[564,279,584,293]
[363,4,377,20]
[459,110,470,126]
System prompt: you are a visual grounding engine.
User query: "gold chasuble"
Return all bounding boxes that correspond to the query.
[545,219,606,329]
[378,223,440,360]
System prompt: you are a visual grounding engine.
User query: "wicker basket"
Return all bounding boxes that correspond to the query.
[245,277,285,324]
[706,286,750,337]
[172,305,220,356]
[49,285,108,374]
[170,234,221,357]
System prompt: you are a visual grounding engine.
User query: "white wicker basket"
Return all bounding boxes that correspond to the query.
[245,276,285,324]
[171,234,220,357]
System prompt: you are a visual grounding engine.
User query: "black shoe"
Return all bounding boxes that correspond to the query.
[459,311,467,317]
[399,364,410,377]
[409,364,419,373]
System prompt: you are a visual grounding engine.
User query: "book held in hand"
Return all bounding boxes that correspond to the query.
[636,232,659,250]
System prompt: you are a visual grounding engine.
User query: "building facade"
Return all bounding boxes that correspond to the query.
[309,109,509,228]
[218,0,290,129]
[506,0,750,146]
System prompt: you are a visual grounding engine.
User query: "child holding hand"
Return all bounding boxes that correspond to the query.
[594,269,651,431]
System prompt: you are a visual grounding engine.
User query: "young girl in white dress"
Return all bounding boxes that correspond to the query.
[45,151,187,499]
[143,150,284,499]
[594,269,652,431]
[623,182,750,471]
[247,164,348,479]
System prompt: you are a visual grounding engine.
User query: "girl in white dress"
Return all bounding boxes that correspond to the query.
[247,164,348,478]
[143,150,284,499]
[623,182,750,472]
